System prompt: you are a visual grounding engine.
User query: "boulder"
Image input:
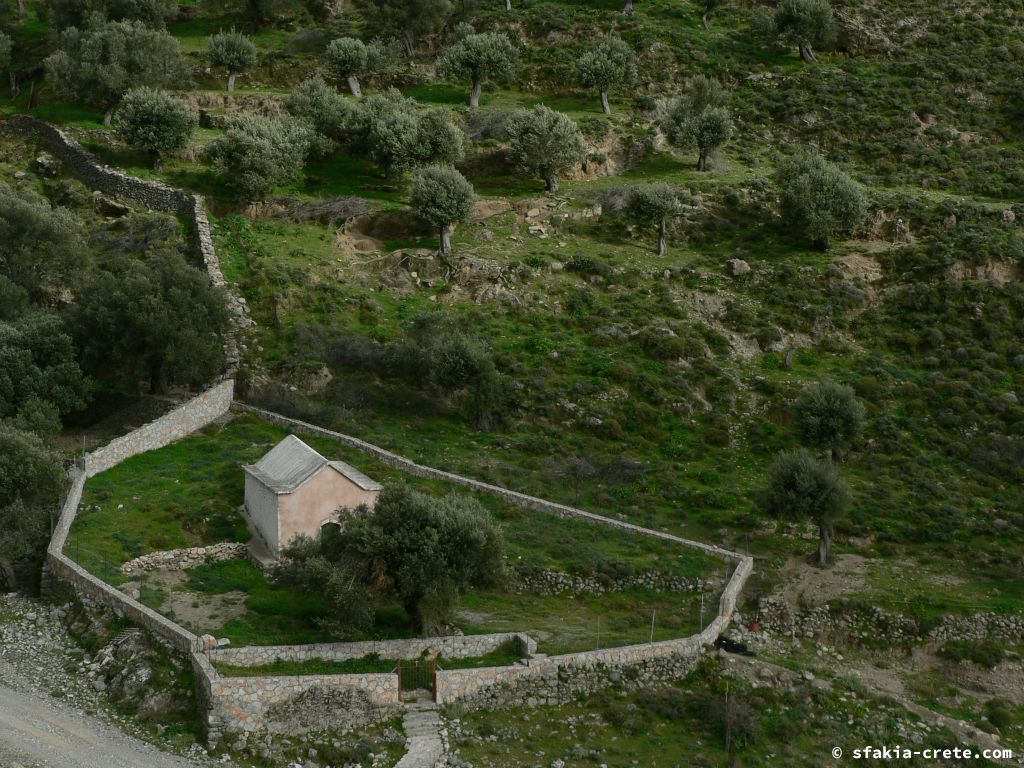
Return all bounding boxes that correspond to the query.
[727,258,751,277]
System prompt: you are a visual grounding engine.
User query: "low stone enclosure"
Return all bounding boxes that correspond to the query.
[49,390,753,745]
[10,114,754,748]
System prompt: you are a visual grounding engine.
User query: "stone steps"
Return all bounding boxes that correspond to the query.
[395,702,444,768]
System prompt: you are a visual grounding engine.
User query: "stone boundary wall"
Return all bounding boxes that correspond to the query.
[209,632,536,668]
[192,651,399,737]
[231,403,742,562]
[0,115,247,372]
[86,380,235,477]
[47,469,202,654]
[46,380,236,653]
[436,555,752,706]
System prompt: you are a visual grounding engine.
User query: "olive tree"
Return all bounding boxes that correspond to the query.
[664,103,734,171]
[436,31,517,108]
[794,382,865,463]
[69,250,230,393]
[624,183,681,257]
[208,30,258,91]
[285,75,350,152]
[576,35,637,115]
[200,0,306,32]
[774,0,836,63]
[0,312,89,438]
[410,165,475,257]
[0,425,67,591]
[0,33,11,77]
[203,115,311,199]
[0,183,86,302]
[775,148,867,250]
[46,17,189,125]
[504,105,587,193]
[358,0,453,58]
[50,0,179,29]
[278,483,504,636]
[701,0,726,28]
[326,36,367,97]
[115,87,197,169]
[684,73,727,114]
[759,449,848,566]
[342,89,464,178]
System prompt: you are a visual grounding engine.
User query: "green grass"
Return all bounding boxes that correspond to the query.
[69,413,720,646]
[213,652,397,677]
[210,638,525,677]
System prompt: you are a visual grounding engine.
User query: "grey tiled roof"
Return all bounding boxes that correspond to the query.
[243,435,382,493]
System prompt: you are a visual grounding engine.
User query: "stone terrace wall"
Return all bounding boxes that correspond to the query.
[192,652,399,738]
[209,632,536,668]
[86,380,234,477]
[232,404,741,562]
[0,115,247,372]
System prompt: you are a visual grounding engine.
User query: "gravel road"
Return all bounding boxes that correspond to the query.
[0,672,205,768]
[0,593,219,768]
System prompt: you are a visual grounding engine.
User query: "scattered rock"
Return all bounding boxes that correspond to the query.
[34,152,60,177]
[727,258,751,277]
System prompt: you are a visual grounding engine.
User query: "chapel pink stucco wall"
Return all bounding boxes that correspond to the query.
[278,468,379,550]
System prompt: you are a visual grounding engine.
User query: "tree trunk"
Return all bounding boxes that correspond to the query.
[228,72,238,92]
[817,523,831,566]
[27,81,36,109]
[17,0,26,21]
[151,149,163,171]
[704,11,712,29]
[623,0,634,14]
[103,106,114,126]
[0,556,16,592]
[658,216,667,257]
[505,0,512,9]
[697,149,709,171]
[402,31,415,59]
[831,444,844,463]
[799,43,817,63]
[347,75,362,97]
[9,72,19,101]
[600,90,611,115]
[470,80,482,108]
[546,175,559,194]
[440,224,453,256]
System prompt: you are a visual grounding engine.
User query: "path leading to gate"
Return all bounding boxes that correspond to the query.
[395,701,444,768]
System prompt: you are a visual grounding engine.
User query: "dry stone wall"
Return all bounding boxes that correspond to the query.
[192,652,399,739]
[437,555,751,708]
[120,542,249,576]
[231,404,741,561]
[0,115,249,372]
[8,124,753,736]
[209,632,535,668]
[86,380,234,477]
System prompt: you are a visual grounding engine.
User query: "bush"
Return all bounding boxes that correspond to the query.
[939,638,1006,669]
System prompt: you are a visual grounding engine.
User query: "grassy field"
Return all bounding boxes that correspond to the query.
[210,638,526,678]
[69,413,720,648]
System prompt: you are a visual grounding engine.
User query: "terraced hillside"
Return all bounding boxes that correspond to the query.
[1,0,1023,764]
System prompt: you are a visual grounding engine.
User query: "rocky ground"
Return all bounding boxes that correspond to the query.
[0,592,220,768]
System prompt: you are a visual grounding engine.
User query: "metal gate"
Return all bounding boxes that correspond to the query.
[397,658,436,700]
